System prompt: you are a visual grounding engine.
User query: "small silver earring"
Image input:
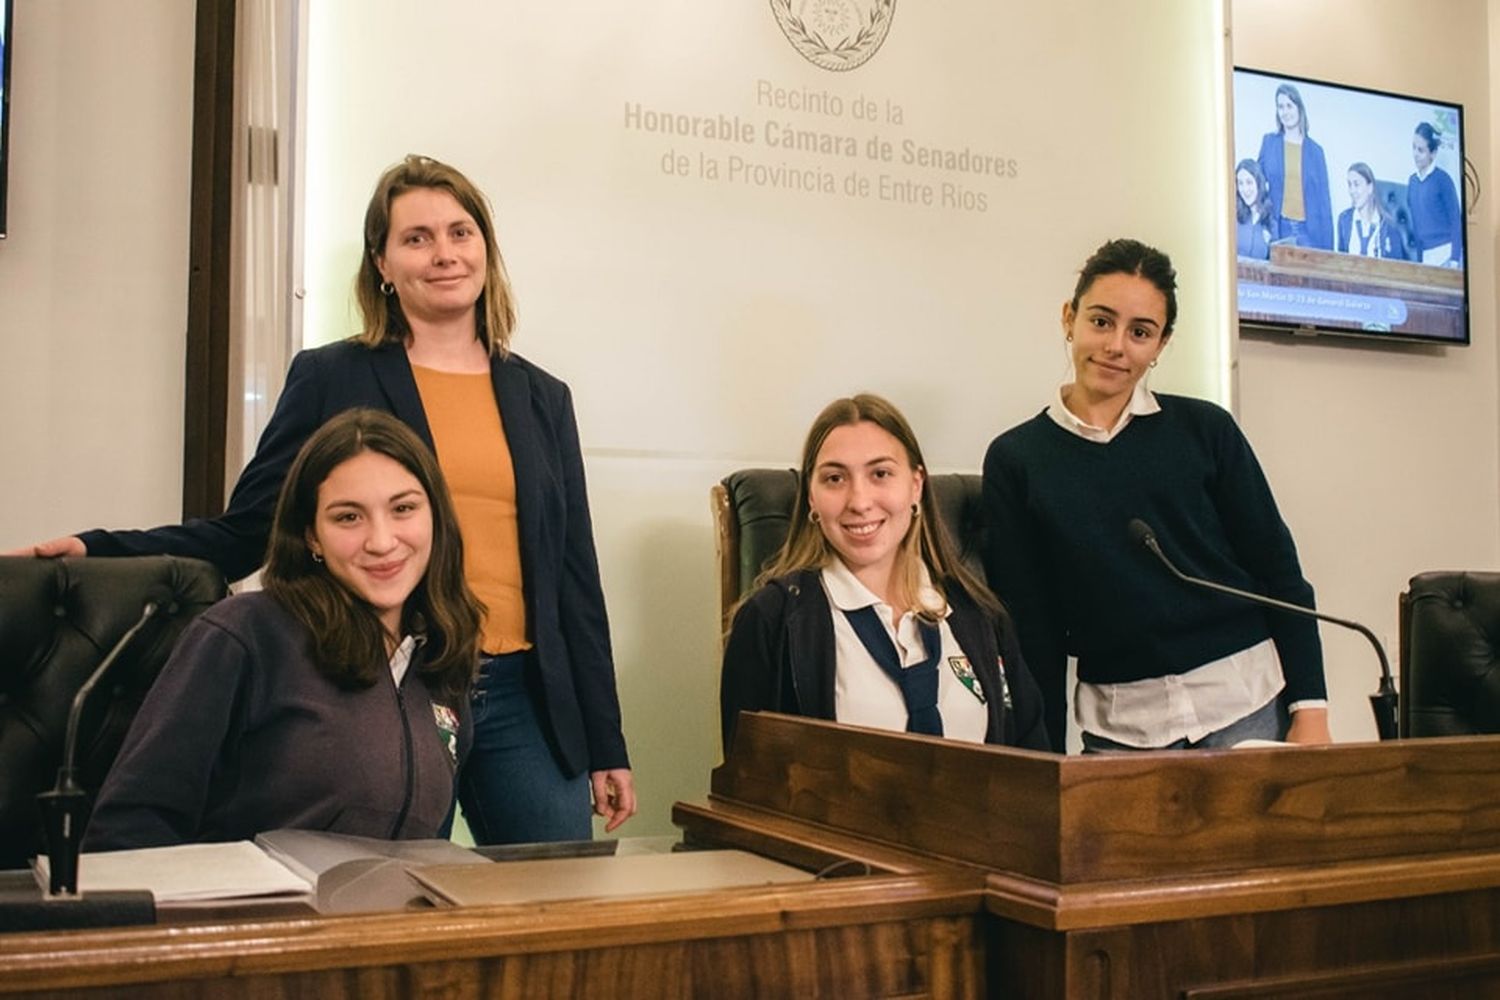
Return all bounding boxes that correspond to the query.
[1149,359,1158,368]
[379,281,395,296]
[311,551,324,564]
[1066,335,1073,343]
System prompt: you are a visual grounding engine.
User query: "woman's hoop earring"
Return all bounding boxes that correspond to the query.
[1149,359,1158,368]
[379,281,395,296]
[311,551,324,564]
[809,510,821,524]
[911,503,920,518]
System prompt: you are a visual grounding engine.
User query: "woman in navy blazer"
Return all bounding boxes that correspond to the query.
[20,156,634,844]
[1256,82,1333,251]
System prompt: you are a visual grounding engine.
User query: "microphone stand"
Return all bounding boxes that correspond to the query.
[1131,521,1398,741]
[37,597,165,897]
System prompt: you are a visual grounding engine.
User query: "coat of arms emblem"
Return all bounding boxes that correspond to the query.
[770,0,896,72]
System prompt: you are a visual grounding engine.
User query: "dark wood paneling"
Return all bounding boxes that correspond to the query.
[1043,888,1500,1000]
[180,0,236,520]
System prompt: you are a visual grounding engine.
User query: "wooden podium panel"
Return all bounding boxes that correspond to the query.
[676,713,1500,998]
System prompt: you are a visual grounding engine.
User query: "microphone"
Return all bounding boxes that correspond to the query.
[36,589,174,897]
[1128,519,1398,741]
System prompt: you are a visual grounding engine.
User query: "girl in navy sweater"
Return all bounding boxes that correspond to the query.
[981,239,1330,753]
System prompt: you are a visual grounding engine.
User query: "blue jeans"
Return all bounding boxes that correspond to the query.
[1080,696,1289,753]
[456,651,592,845]
[1279,217,1310,247]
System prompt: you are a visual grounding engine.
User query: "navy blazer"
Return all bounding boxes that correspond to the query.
[719,569,1050,754]
[1336,208,1409,260]
[81,340,628,776]
[1257,131,1334,251]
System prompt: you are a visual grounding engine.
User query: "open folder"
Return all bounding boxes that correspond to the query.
[411,849,814,907]
[256,830,487,912]
[32,832,488,911]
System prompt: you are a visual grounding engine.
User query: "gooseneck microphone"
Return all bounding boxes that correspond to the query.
[1128,519,1398,741]
[37,589,173,897]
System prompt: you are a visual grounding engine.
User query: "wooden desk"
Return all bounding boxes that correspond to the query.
[677,714,1500,999]
[0,840,987,999]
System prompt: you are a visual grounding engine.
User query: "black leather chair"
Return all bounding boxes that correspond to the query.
[710,469,985,633]
[0,556,225,868]
[1399,571,1500,737]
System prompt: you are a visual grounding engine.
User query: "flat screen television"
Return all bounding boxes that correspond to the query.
[1232,67,1469,346]
[0,0,11,239]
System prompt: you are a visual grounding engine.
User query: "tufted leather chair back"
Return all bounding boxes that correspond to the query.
[710,469,985,634]
[1399,571,1500,737]
[0,556,226,868]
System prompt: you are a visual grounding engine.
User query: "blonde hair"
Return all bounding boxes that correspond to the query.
[355,154,517,355]
[753,394,998,622]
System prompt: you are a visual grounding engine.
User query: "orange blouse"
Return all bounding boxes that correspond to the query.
[411,364,529,654]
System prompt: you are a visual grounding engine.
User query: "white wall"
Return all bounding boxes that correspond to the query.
[8,0,1495,843]
[0,0,196,548]
[302,0,1233,834]
[1231,0,1500,740]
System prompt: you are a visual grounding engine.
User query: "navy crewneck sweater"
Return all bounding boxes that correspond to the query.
[981,394,1326,731]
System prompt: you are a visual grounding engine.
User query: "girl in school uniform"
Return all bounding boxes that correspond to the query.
[720,394,1048,753]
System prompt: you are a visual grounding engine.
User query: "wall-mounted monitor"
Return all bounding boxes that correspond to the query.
[0,0,10,239]
[1232,66,1469,346]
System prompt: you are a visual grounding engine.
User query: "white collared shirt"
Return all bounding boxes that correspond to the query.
[1075,638,1286,747]
[821,558,990,744]
[1046,382,1324,746]
[1046,379,1160,444]
[389,634,420,687]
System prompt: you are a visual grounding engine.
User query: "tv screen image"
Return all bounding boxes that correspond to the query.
[0,0,10,239]
[1232,67,1469,345]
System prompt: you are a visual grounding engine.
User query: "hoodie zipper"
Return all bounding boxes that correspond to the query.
[389,682,416,838]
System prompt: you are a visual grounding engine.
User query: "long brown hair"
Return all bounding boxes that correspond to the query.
[262,409,483,702]
[753,394,1001,622]
[355,154,517,355]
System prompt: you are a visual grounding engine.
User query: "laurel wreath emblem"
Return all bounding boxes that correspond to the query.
[770,0,896,73]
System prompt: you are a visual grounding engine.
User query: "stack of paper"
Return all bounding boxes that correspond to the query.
[34,842,311,902]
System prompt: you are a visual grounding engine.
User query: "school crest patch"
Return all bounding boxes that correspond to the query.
[947,656,986,705]
[433,704,459,766]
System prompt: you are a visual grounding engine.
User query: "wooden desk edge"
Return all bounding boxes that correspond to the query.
[675,797,958,876]
[0,865,983,994]
[987,847,1500,930]
[676,795,1500,934]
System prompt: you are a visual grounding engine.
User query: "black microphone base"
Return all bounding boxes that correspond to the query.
[1371,684,1399,741]
[0,885,155,933]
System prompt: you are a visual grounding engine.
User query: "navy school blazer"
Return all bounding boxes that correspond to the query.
[719,568,1051,754]
[80,339,628,776]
